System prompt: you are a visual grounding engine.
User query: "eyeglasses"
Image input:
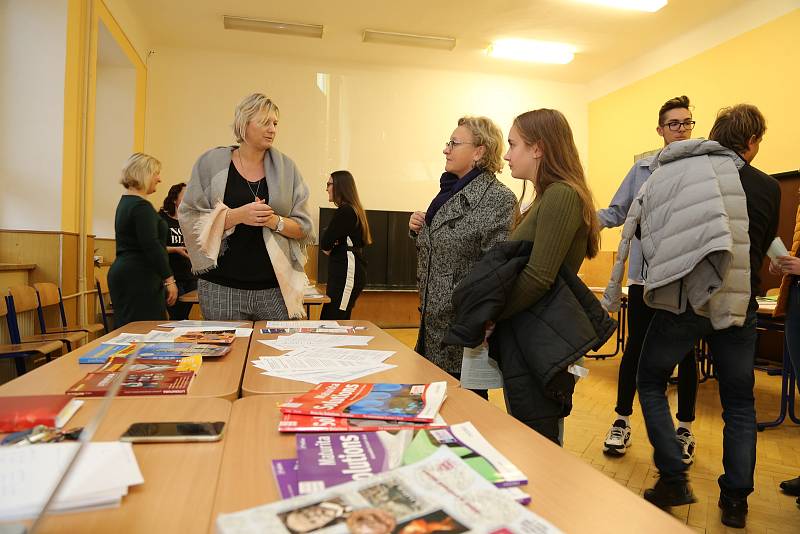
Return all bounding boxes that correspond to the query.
[444,140,475,151]
[325,182,333,190]
[662,120,696,132]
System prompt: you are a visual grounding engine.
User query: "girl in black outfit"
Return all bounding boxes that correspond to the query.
[320,171,371,320]
[159,182,197,320]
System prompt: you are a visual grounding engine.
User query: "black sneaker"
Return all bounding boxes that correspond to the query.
[718,495,747,529]
[643,479,697,509]
[676,427,696,465]
[779,476,800,496]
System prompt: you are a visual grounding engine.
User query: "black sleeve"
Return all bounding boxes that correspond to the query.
[766,183,782,254]
[320,205,358,251]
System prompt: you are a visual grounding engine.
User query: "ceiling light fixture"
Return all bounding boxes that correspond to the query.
[487,39,575,64]
[222,16,323,39]
[576,0,667,12]
[362,29,456,51]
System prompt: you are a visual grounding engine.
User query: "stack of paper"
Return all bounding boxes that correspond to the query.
[252,347,396,384]
[258,333,373,351]
[0,442,144,520]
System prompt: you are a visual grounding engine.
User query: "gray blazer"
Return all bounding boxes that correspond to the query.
[413,172,516,373]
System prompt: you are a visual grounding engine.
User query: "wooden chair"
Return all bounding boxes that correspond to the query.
[6,285,86,351]
[0,296,64,376]
[95,271,114,333]
[34,282,104,339]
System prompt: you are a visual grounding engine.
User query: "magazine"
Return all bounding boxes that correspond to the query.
[66,356,200,397]
[97,355,202,374]
[402,422,527,487]
[65,370,195,397]
[77,343,137,364]
[278,413,447,433]
[174,329,236,344]
[78,343,230,364]
[294,431,412,495]
[279,382,447,422]
[217,447,560,534]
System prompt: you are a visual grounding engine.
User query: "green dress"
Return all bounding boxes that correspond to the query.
[108,195,173,328]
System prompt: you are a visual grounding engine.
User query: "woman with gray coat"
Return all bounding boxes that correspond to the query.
[409,116,516,398]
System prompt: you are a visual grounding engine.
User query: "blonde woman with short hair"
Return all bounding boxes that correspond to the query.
[179,93,314,320]
[108,153,177,327]
[408,116,517,399]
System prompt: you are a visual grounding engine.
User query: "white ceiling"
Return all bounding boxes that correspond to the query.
[123,0,757,83]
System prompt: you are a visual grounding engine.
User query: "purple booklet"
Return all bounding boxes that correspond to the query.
[294,432,407,495]
[271,459,299,499]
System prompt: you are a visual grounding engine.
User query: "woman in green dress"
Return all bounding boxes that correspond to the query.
[108,153,177,328]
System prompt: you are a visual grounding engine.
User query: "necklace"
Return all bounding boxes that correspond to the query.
[237,149,262,200]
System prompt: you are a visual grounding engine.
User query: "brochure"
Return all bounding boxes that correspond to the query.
[279,382,447,422]
[403,422,527,487]
[217,447,560,534]
[278,413,447,433]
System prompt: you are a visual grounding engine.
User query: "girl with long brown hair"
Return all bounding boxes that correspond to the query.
[495,108,600,443]
[320,170,372,319]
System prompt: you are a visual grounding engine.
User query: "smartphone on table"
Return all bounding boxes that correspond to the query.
[120,421,225,443]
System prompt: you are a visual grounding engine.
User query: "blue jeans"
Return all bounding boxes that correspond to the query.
[637,307,757,499]
[785,282,800,379]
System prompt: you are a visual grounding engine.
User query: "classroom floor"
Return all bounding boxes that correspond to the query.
[385,328,800,533]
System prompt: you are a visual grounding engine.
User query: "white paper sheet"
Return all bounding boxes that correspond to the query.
[0,442,144,521]
[258,363,397,384]
[158,320,248,328]
[460,344,503,389]
[264,320,341,328]
[103,333,146,345]
[278,347,394,363]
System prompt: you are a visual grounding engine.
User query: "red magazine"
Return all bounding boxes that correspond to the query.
[278,412,447,433]
[66,370,195,397]
[0,395,83,432]
[278,382,447,422]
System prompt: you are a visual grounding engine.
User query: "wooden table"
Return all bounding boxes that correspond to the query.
[241,320,459,395]
[0,321,253,401]
[26,397,231,534]
[179,289,331,318]
[210,390,688,534]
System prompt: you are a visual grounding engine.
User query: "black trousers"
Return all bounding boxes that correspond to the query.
[320,257,366,320]
[616,284,698,421]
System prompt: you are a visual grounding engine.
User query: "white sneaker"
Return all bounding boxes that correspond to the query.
[677,427,696,465]
[603,419,631,456]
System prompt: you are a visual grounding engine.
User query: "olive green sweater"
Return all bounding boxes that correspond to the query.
[500,182,588,320]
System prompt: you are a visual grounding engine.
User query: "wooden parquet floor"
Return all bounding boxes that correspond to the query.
[385,328,800,533]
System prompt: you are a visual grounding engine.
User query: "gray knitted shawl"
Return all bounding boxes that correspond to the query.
[178,146,315,318]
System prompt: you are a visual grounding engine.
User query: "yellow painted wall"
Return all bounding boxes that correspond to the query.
[589,9,800,251]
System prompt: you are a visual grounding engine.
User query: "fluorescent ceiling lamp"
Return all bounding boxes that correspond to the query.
[487,39,575,64]
[223,16,323,39]
[362,29,456,51]
[576,0,667,12]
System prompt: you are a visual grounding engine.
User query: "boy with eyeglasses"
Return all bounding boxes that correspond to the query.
[597,95,699,463]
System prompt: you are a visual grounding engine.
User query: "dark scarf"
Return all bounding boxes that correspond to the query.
[425,167,483,226]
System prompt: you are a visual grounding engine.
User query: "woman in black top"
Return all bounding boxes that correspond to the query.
[180,93,314,321]
[320,171,371,320]
[108,153,177,328]
[159,182,197,320]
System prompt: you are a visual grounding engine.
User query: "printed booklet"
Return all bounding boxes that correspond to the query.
[402,421,527,487]
[278,413,447,433]
[218,447,558,534]
[279,382,447,422]
[174,329,236,344]
[294,431,411,495]
[78,342,230,364]
[65,356,200,397]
